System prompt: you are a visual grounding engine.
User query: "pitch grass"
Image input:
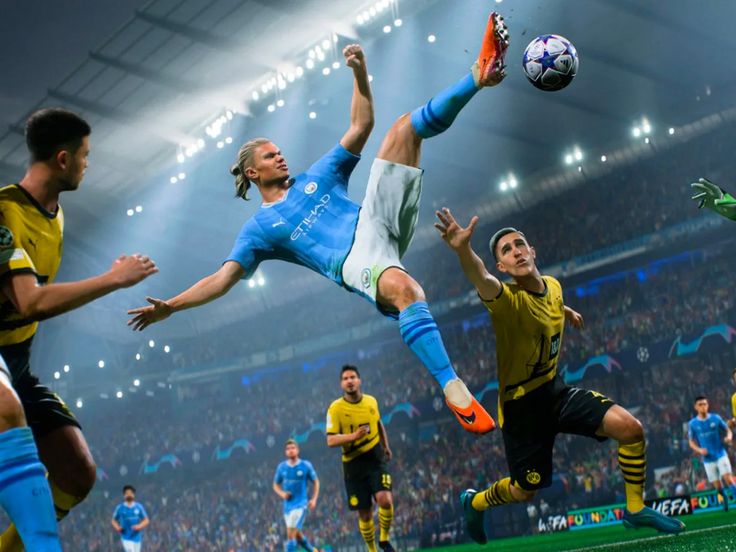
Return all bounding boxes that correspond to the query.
[423,511,736,552]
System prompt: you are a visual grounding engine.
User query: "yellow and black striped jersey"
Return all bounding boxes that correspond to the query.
[326,394,381,462]
[0,184,63,346]
[731,392,736,420]
[482,275,565,427]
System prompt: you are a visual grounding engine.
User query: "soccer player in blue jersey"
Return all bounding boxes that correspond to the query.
[111,485,150,552]
[128,13,510,435]
[687,395,736,511]
[273,439,320,552]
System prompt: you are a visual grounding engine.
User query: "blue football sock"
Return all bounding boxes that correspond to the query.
[728,484,736,499]
[286,538,298,552]
[410,73,479,138]
[298,536,315,551]
[0,427,61,551]
[399,301,457,389]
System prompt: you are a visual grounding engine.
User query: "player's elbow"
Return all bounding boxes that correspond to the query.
[326,436,339,448]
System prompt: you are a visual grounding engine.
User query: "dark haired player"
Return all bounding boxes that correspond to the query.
[326,365,395,552]
[434,210,685,543]
[112,485,149,552]
[0,108,157,551]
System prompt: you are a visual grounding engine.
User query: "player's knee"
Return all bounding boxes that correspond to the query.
[376,493,393,508]
[63,453,97,498]
[0,384,25,430]
[620,416,644,444]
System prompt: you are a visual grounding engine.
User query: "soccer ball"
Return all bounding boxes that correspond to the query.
[522,34,579,92]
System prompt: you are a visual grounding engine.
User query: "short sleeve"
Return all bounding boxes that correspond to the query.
[307,144,360,187]
[717,415,728,431]
[0,205,35,278]
[225,222,268,279]
[307,461,318,481]
[274,466,283,484]
[112,505,121,521]
[139,504,148,519]
[480,283,516,317]
[687,421,694,441]
[325,403,339,435]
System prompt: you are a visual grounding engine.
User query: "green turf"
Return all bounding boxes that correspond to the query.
[423,511,736,552]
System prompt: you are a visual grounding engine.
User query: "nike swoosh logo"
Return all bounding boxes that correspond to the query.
[458,411,476,424]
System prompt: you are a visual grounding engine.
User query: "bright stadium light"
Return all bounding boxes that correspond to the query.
[225,137,233,144]
[116,391,123,399]
[306,59,315,70]
[248,279,256,288]
[169,176,178,184]
[76,399,83,408]
[217,141,224,149]
[267,104,276,112]
[573,147,583,162]
[276,99,285,107]
[63,364,70,373]
[356,14,365,24]
[225,110,233,120]
[668,127,675,135]
[257,276,265,287]
[164,345,170,353]
[632,127,641,138]
[322,39,330,49]
[641,119,652,135]
[428,34,436,43]
[178,172,186,180]
[295,66,304,77]
[98,360,105,368]
[322,67,331,76]
[261,83,268,93]
[126,208,134,216]
[508,174,518,189]
[176,153,185,163]
[564,153,573,165]
[286,72,295,82]
[499,181,508,192]
[600,155,607,162]
[135,353,141,360]
[332,61,340,69]
[394,18,403,26]
[252,91,259,101]
[135,205,143,213]
[383,25,392,33]
[644,137,650,144]
[54,371,60,379]
[133,379,141,387]
[309,111,317,119]
[148,340,155,348]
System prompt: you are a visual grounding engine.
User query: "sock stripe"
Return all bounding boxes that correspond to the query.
[400,319,436,340]
[620,467,646,477]
[618,452,646,461]
[405,325,439,347]
[419,106,448,135]
[425,101,451,130]
[0,465,47,493]
[618,459,645,469]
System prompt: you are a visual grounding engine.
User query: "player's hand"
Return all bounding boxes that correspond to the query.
[691,178,736,220]
[565,308,584,329]
[728,418,736,430]
[308,498,317,510]
[698,447,708,456]
[725,434,733,444]
[131,524,141,531]
[434,208,478,252]
[109,254,158,288]
[283,491,292,501]
[127,296,173,331]
[353,425,369,440]
[384,446,393,461]
[343,44,365,71]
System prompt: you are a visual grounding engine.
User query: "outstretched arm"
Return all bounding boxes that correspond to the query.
[691,178,736,221]
[1,254,157,321]
[339,44,374,155]
[127,261,244,331]
[435,208,502,300]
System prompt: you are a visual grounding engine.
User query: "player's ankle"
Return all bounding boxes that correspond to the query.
[443,378,472,408]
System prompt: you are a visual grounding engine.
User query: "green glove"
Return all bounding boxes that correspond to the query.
[691,178,736,221]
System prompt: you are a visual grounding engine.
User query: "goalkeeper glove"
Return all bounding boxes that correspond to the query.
[691,178,736,221]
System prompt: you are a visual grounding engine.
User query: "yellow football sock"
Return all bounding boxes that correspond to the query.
[619,440,646,513]
[358,517,377,552]
[471,477,516,511]
[378,504,393,542]
[49,480,83,521]
[0,525,22,552]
